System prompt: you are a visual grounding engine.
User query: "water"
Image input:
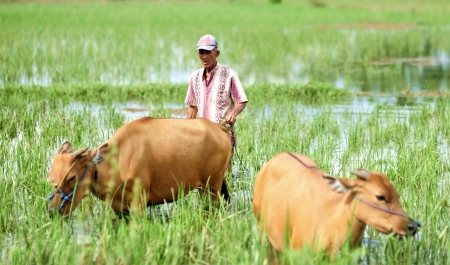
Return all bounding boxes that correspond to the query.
[2,41,449,92]
[6,56,449,91]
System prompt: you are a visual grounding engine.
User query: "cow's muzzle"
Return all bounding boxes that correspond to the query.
[48,203,61,218]
[48,187,76,217]
[47,167,88,217]
[407,219,421,236]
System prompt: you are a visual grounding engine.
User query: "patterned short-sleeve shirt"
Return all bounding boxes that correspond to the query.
[185,63,248,123]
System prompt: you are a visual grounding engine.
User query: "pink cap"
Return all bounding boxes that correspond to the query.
[195,34,218,51]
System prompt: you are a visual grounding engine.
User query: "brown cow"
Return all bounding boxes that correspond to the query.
[253,152,420,257]
[47,117,232,217]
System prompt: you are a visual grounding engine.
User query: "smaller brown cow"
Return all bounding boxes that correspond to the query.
[47,117,232,217]
[253,152,420,256]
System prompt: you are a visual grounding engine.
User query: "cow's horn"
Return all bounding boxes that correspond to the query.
[72,147,89,158]
[350,169,371,180]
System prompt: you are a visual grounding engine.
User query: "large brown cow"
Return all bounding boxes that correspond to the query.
[253,152,420,257]
[47,117,232,217]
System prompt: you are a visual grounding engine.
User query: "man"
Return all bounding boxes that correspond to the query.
[185,34,248,174]
[185,34,248,129]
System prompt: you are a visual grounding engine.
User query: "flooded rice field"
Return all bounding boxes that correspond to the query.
[3,50,450,92]
[1,2,450,263]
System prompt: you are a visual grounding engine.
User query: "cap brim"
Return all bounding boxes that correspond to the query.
[195,45,216,51]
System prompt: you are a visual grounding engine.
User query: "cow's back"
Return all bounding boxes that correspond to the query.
[103,117,231,205]
[253,153,320,219]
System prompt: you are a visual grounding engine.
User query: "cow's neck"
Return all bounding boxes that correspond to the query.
[345,193,367,247]
[88,161,126,212]
[88,162,101,198]
[320,191,367,252]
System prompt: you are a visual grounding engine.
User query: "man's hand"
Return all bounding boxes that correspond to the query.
[226,102,247,125]
[187,105,198,119]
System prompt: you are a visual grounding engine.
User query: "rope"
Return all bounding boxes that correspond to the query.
[357,197,421,226]
[286,152,322,170]
[48,166,88,213]
[220,119,250,175]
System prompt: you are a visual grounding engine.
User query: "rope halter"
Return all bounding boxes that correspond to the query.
[47,158,88,213]
[357,197,422,228]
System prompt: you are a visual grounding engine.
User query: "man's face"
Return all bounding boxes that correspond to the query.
[198,48,220,69]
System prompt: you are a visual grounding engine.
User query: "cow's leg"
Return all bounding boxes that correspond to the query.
[116,209,130,220]
[220,178,231,203]
[121,178,147,217]
[207,171,232,206]
[195,176,224,207]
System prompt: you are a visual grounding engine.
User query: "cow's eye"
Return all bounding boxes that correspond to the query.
[67,175,76,183]
[376,195,386,202]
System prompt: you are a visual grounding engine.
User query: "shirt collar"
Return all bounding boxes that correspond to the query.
[202,63,219,77]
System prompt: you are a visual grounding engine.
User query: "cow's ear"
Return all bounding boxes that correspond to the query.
[350,169,371,181]
[56,141,72,155]
[73,147,89,159]
[92,143,108,164]
[323,175,353,193]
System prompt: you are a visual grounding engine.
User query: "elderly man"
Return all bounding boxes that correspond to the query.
[185,34,248,175]
[185,34,248,127]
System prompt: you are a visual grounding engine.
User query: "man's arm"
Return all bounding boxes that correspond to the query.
[187,105,198,119]
[227,102,247,125]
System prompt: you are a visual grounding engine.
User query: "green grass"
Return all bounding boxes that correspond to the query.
[0,82,353,107]
[1,91,449,264]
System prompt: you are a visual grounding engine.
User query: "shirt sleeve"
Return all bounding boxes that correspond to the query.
[230,73,248,104]
[184,74,197,106]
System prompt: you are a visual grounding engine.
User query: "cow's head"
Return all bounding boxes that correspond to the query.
[324,169,420,237]
[47,141,108,217]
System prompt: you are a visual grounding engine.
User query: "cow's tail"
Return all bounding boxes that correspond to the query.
[221,178,231,203]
